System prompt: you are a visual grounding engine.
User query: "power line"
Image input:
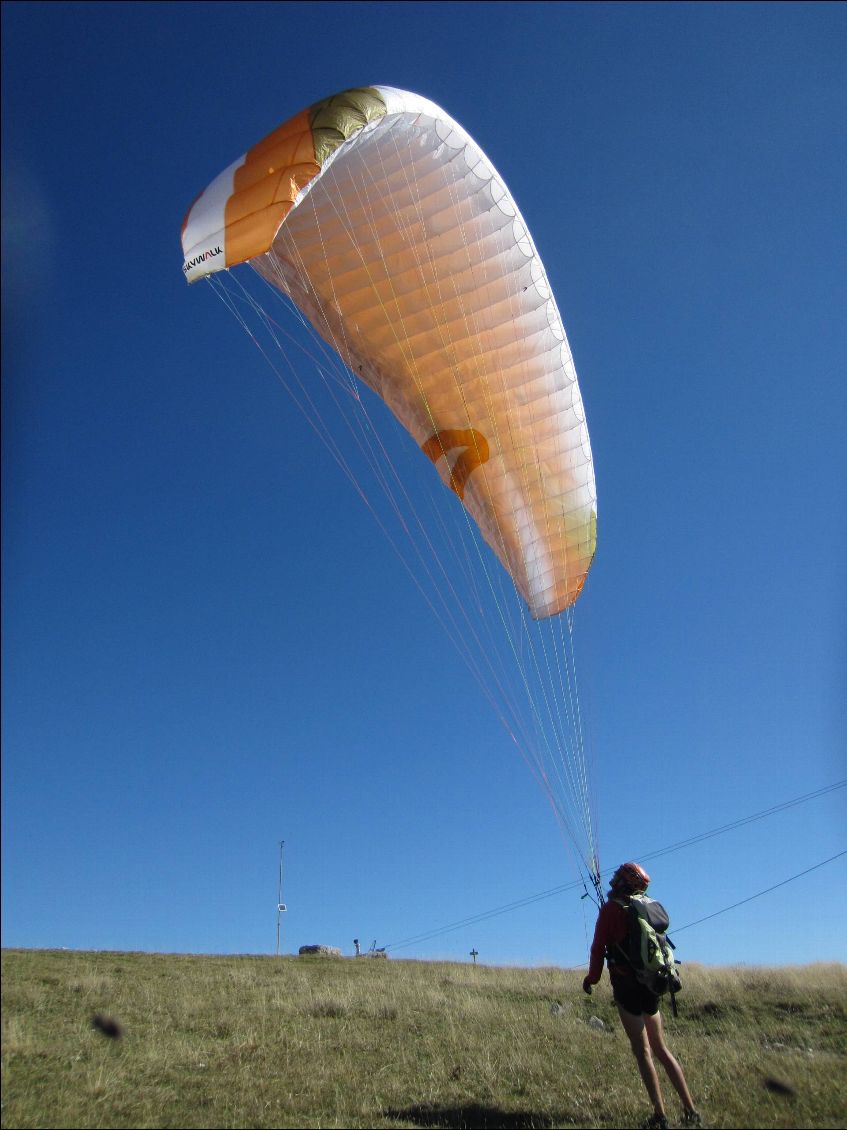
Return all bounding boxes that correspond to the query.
[384,877,585,952]
[383,778,846,952]
[558,847,847,970]
[673,849,847,934]
[635,780,846,868]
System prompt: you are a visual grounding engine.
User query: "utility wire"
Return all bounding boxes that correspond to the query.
[384,878,585,952]
[382,778,845,952]
[634,780,845,868]
[559,847,847,970]
[673,848,847,934]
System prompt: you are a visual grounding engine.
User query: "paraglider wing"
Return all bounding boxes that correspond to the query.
[182,86,597,619]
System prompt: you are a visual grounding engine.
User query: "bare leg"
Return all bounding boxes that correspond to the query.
[644,1010,696,1113]
[616,1004,665,1117]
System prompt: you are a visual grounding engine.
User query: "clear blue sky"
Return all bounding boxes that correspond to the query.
[3,1,845,969]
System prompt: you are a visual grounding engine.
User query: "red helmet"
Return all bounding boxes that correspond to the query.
[610,862,651,893]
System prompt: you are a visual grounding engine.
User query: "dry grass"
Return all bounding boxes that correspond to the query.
[1,950,844,1128]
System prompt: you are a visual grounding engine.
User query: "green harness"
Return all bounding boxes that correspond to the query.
[610,893,682,1015]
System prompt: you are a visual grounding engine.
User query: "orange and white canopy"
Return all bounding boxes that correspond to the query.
[181,86,596,619]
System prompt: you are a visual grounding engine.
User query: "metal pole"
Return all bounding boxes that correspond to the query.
[276,840,285,956]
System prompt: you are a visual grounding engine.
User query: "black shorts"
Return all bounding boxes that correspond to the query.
[611,975,660,1017]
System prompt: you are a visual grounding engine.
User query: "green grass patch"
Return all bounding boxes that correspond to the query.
[2,950,844,1128]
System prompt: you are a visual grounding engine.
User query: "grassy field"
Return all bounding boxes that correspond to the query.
[2,949,845,1129]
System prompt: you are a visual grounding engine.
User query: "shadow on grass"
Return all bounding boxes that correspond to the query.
[385,1103,555,1129]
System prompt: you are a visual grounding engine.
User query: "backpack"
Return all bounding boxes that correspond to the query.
[611,893,682,1010]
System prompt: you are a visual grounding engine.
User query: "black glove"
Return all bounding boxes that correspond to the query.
[582,977,593,995]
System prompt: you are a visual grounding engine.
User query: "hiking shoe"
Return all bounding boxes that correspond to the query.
[640,1116,669,1130]
[681,1112,703,1128]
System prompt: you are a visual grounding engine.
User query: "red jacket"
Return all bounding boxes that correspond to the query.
[586,898,632,984]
